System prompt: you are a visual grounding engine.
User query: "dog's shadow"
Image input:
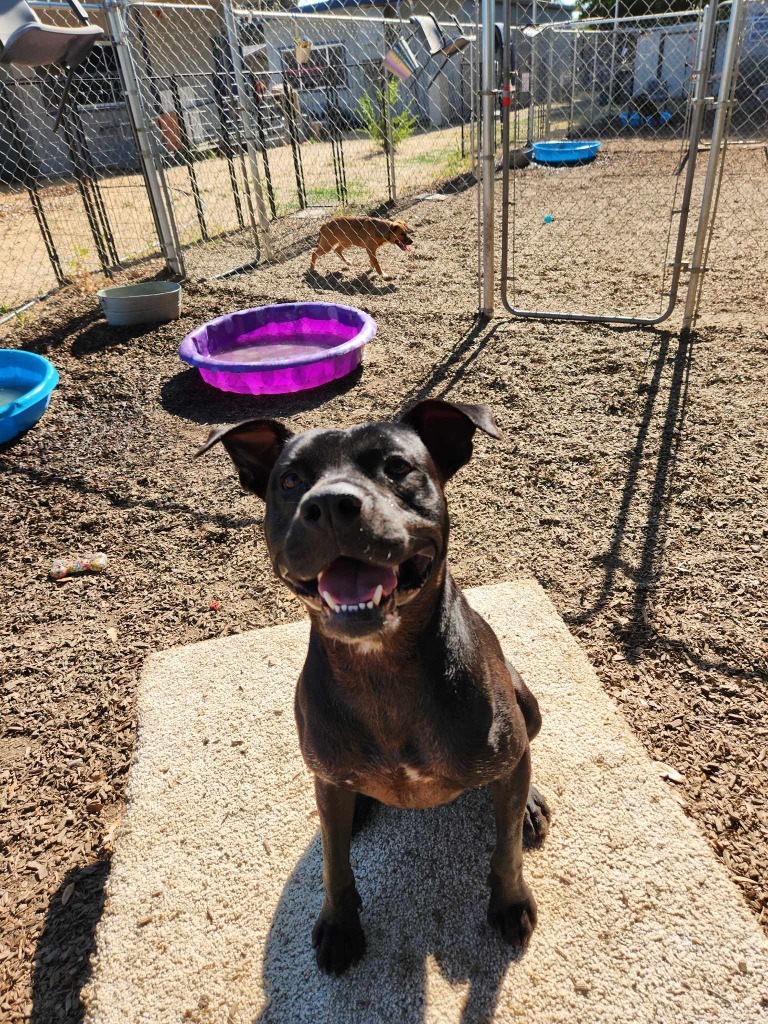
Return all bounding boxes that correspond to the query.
[304,268,397,296]
[255,788,520,1024]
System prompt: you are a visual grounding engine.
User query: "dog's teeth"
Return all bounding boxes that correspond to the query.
[366,601,374,609]
[341,604,348,612]
[372,585,383,607]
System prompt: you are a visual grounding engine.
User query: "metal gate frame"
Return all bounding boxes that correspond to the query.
[480,0,749,327]
[108,0,275,280]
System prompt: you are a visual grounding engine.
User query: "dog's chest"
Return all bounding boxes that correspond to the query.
[310,724,502,810]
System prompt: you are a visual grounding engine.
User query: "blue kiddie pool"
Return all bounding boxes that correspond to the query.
[0,349,59,444]
[532,140,601,166]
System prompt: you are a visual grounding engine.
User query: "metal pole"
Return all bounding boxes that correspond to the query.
[527,0,537,145]
[500,0,512,305]
[607,0,619,118]
[106,0,183,275]
[222,0,272,258]
[481,0,495,316]
[682,0,746,332]
[662,1,717,311]
[544,28,554,138]
[568,31,578,134]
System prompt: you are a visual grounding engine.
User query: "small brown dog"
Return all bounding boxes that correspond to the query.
[310,216,413,276]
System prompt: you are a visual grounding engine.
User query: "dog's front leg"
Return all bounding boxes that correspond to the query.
[487,745,538,952]
[366,247,384,275]
[312,776,366,974]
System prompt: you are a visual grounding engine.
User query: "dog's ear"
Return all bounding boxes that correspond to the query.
[196,419,293,499]
[399,399,501,483]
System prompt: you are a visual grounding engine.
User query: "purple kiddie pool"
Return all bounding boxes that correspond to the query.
[178,302,376,396]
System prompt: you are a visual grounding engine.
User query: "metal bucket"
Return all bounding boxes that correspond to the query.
[98,282,182,327]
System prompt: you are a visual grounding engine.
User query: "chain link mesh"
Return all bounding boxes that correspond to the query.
[498,0,766,324]
[500,5,714,322]
[0,0,764,318]
[703,1,768,320]
[0,2,162,312]
[115,0,480,293]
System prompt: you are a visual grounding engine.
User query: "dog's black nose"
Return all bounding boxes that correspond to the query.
[301,489,362,526]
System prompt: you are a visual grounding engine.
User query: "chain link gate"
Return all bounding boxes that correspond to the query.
[490,0,755,327]
[498,1,720,325]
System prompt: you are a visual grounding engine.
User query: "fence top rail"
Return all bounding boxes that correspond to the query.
[238,6,475,31]
[114,1,472,32]
[550,7,705,31]
[116,0,473,32]
[29,0,102,8]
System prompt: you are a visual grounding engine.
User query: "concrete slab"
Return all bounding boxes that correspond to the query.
[83,581,768,1024]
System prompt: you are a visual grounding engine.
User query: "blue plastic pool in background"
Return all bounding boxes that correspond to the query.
[618,111,672,128]
[0,349,59,444]
[532,140,601,166]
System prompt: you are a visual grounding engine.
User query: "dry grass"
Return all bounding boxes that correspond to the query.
[0,123,472,311]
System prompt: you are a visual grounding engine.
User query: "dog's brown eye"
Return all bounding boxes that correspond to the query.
[384,456,412,479]
[281,471,301,491]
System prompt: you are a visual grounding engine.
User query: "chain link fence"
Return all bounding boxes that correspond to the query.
[0,1,162,312]
[699,1,768,320]
[0,0,764,320]
[497,0,767,326]
[113,0,480,290]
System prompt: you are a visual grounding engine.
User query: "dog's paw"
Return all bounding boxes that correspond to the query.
[523,784,551,849]
[312,909,366,975]
[487,884,537,952]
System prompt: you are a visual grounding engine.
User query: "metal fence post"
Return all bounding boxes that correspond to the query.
[682,0,747,333]
[662,0,717,313]
[105,0,183,276]
[222,0,272,259]
[383,8,397,203]
[527,0,538,145]
[480,0,495,316]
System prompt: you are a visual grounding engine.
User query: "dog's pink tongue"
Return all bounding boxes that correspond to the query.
[318,558,397,606]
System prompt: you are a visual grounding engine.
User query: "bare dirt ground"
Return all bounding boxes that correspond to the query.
[1,142,766,1023]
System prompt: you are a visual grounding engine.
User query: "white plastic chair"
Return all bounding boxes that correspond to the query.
[0,0,103,128]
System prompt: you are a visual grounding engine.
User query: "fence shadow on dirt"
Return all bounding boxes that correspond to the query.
[397,315,498,412]
[30,859,111,1024]
[570,328,688,639]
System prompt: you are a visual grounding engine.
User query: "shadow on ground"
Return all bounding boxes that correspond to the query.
[161,364,365,426]
[255,788,521,1024]
[304,269,397,296]
[31,860,110,1024]
[572,328,689,641]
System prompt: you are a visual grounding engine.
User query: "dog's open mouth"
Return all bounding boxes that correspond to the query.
[397,241,413,252]
[285,550,435,617]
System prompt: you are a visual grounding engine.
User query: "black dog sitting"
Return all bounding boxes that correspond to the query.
[200,399,550,974]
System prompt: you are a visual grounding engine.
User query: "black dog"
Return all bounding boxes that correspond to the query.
[199,399,550,974]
